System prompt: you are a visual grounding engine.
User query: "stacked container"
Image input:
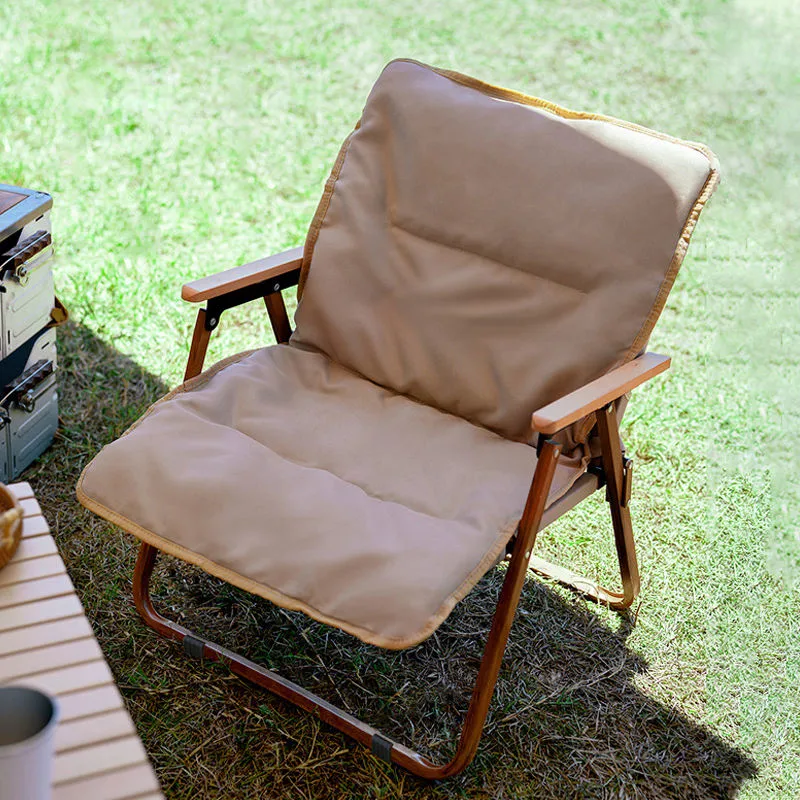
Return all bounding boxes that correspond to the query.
[0,184,60,481]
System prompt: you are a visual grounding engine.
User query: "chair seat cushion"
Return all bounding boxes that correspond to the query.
[77,344,584,649]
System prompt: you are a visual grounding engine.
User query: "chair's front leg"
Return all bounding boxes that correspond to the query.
[419,437,562,778]
[184,308,213,381]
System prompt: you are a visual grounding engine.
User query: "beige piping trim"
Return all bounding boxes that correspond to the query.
[298,122,361,300]
[77,476,521,650]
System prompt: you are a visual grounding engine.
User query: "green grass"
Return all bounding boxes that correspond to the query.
[2,0,799,797]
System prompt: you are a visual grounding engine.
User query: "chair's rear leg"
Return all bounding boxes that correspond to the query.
[263,292,292,344]
[528,402,640,611]
[130,441,562,780]
[183,291,291,385]
[596,402,639,605]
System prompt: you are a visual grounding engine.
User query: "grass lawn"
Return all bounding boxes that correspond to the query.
[2,0,798,797]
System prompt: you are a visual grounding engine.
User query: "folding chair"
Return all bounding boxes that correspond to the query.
[76,60,719,779]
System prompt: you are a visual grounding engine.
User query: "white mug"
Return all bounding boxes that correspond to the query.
[0,686,59,800]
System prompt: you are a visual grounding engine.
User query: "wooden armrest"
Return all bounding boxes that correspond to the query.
[181,246,304,303]
[532,352,671,435]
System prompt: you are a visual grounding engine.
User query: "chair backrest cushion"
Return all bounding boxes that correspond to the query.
[292,59,719,442]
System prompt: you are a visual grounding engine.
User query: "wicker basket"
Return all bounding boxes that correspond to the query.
[0,484,23,571]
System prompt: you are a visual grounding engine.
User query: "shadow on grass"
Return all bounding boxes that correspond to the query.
[28,321,757,799]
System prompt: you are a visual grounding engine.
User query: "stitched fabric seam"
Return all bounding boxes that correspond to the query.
[76,468,578,649]
[389,218,588,296]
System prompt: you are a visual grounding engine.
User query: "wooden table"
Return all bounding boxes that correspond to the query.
[0,483,164,799]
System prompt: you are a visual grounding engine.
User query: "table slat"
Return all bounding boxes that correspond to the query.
[20,496,42,518]
[9,482,34,501]
[55,709,137,753]
[54,735,149,784]
[0,553,66,587]
[0,594,84,632]
[0,636,102,682]
[22,514,51,538]
[0,615,92,657]
[13,534,58,562]
[57,685,125,722]
[52,763,161,800]
[0,573,75,608]
[16,658,115,696]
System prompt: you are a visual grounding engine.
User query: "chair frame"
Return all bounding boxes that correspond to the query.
[129,248,670,779]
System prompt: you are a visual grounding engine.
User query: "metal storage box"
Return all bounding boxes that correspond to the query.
[0,185,60,481]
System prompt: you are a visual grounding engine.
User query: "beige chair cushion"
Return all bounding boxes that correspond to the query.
[294,59,718,444]
[77,345,585,649]
[77,60,720,651]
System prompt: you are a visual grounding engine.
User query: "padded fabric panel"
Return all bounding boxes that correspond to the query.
[293,60,717,442]
[77,346,584,649]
